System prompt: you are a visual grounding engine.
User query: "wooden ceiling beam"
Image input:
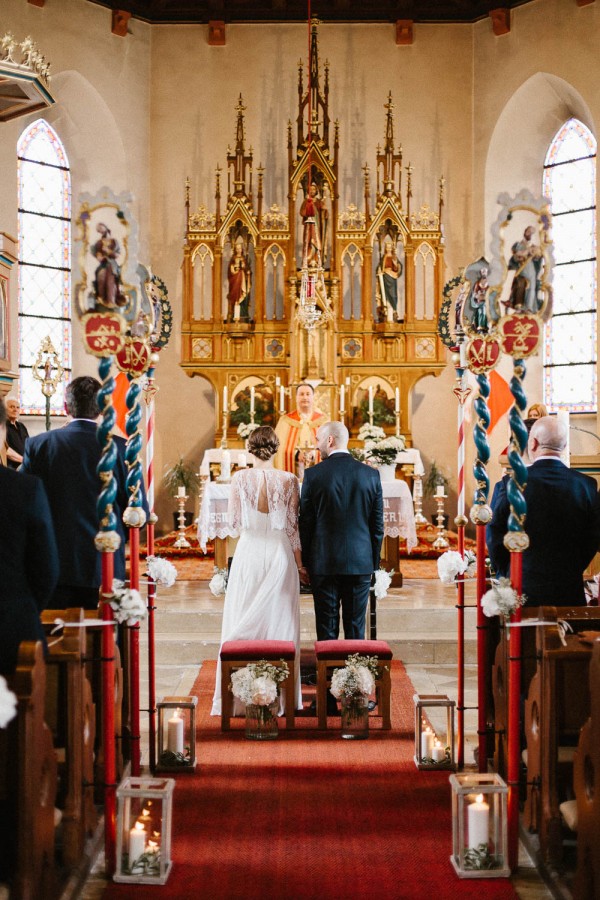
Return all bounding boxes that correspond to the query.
[489,7,511,34]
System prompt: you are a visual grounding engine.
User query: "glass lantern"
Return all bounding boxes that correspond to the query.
[413,693,456,770]
[114,776,175,884]
[449,773,510,878]
[156,695,198,772]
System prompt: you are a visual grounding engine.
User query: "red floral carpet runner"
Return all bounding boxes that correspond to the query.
[105,662,516,900]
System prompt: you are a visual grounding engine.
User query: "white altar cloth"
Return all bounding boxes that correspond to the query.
[199,448,254,476]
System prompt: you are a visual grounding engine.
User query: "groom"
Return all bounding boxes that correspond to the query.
[299,421,384,642]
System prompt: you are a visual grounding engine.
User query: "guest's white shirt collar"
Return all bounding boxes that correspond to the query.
[328,449,350,455]
[534,453,564,462]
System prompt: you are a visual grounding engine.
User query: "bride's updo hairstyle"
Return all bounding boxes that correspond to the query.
[247,425,280,461]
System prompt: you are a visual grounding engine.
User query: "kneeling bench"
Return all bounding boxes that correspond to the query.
[220,640,296,732]
[314,639,393,731]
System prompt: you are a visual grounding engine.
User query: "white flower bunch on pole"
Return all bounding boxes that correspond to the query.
[146,555,177,587]
[437,549,477,585]
[209,566,228,597]
[109,579,148,625]
[373,568,393,600]
[481,578,525,618]
[0,676,17,728]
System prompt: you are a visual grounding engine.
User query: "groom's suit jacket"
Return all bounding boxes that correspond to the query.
[21,420,131,591]
[487,458,600,606]
[299,452,384,575]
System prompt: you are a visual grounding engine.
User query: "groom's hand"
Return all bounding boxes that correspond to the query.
[298,565,310,586]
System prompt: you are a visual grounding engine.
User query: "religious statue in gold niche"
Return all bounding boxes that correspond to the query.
[226,237,252,322]
[300,180,328,268]
[376,237,404,323]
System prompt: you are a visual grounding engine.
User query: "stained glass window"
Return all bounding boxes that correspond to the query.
[17,119,71,415]
[543,118,596,412]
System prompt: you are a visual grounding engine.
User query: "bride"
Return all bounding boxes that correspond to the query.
[211,425,307,715]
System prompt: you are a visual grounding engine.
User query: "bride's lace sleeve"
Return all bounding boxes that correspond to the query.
[228,473,243,531]
[285,475,301,551]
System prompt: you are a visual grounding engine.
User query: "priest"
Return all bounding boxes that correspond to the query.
[275,382,328,477]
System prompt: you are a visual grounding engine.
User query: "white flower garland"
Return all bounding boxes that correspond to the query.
[209,566,228,597]
[146,555,177,587]
[481,578,525,618]
[0,676,17,728]
[109,579,148,625]
[357,423,386,442]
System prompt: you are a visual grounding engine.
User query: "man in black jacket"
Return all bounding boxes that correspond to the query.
[299,421,384,640]
[487,416,600,606]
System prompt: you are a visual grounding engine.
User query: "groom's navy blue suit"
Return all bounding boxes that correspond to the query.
[487,458,600,607]
[299,452,384,639]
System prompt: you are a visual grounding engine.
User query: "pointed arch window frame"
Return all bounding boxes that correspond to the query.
[17,118,71,416]
[542,117,597,413]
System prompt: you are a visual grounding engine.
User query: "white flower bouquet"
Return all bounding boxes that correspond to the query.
[357,423,386,443]
[437,549,477,585]
[209,566,228,597]
[146,555,177,587]
[364,435,406,466]
[481,578,526,618]
[330,653,382,728]
[109,579,148,625]
[373,568,394,600]
[237,421,260,440]
[230,659,290,732]
[0,676,17,728]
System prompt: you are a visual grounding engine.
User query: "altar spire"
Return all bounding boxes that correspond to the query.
[227,94,253,200]
[377,91,403,202]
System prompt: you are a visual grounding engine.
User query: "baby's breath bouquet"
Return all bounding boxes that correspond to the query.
[230,659,290,731]
[109,580,148,625]
[357,423,386,443]
[330,653,381,726]
[364,435,406,466]
[481,578,525,618]
[237,421,260,440]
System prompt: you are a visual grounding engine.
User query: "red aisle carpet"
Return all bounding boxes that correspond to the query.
[105,662,516,900]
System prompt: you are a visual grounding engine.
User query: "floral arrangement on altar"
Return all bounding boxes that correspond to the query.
[146,556,177,587]
[208,566,229,596]
[109,580,148,625]
[237,421,260,440]
[357,423,386,443]
[230,659,289,708]
[0,676,17,728]
[364,435,406,467]
[481,578,526,618]
[437,550,477,585]
[330,653,380,711]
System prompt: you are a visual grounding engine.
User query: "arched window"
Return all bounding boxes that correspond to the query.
[17,119,71,415]
[543,118,597,412]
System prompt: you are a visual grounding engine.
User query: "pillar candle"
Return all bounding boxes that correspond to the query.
[420,727,434,760]
[435,485,445,498]
[223,385,228,412]
[395,387,400,413]
[167,711,184,754]
[128,821,147,862]
[340,384,345,414]
[221,449,231,481]
[238,452,247,468]
[279,385,285,414]
[467,794,489,850]
[431,739,445,762]
[250,386,255,416]
[177,486,186,498]
[368,386,374,416]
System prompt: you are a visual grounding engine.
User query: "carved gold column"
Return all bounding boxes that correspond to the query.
[182,241,193,325]
[404,243,415,325]
[253,241,264,323]
[362,240,373,323]
[213,244,223,323]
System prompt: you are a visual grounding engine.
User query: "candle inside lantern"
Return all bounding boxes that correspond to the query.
[223,385,228,412]
[420,726,434,760]
[279,385,285,414]
[177,486,186,498]
[467,793,489,850]
[167,709,184,754]
[435,485,445,498]
[250,386,255,416]
[395,387,400,413]
[431,739,446,762]
[340,384,345,414]
[128,820,147,863]
[368,386,374,416]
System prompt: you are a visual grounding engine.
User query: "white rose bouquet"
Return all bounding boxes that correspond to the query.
[0,676,17,728]
[230,659,290,729]
[146,555,177,587]
[437,549,477,585]
[481,578,525,618]
[373,568,393,600]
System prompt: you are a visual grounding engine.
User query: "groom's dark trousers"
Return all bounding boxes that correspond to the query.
[299,452,384,640]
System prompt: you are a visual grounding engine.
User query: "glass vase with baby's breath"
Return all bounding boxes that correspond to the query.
[330,653,381,740]
[230,659,290,740]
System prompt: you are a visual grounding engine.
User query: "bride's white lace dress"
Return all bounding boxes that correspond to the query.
[210,467,303,715]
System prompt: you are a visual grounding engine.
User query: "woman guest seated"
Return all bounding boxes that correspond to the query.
[527,402,548,420]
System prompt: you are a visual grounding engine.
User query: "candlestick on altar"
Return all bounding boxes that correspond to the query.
[394,410,401,438]
[220,408,229,450]
[432,493,449,550]
[173,493,191,549]
[412,473,428,525]
[279,384,285,416]
[250,386,255,425]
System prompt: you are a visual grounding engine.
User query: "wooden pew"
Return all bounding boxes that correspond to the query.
[573,638,600,900]
[0,642,58,900]
[41,608,96,870]
[522,625,593,867]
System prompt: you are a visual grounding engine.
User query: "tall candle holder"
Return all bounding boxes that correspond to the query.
[173,493,191,549]
[432,492,449,550]
[220,409,229,450]
[394,410,401,437]
[412,473,428,525]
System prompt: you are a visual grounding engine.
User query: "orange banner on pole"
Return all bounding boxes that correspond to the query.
[112,371,128,436]
[488,369,513,435]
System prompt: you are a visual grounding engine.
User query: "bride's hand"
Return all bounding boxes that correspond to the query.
[298,565,310,586]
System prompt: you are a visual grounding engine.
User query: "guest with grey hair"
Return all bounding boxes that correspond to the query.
[488,415,600,607]
[4,395,29,470]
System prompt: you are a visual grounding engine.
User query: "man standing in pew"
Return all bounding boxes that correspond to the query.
[20,376,133,610]
[0,397,59,675]
[487,416,600,607]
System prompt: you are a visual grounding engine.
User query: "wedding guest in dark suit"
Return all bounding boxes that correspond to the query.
[487,416,600,607]
[299,420,384,640]
[0,397,58,675]
[21,375,132,610]
[4,395,29,470]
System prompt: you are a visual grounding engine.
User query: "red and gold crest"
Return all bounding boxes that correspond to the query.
[465,335,501,374]
[82,312,126,357]
[498,314,541,359]
[115,336,151,376]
